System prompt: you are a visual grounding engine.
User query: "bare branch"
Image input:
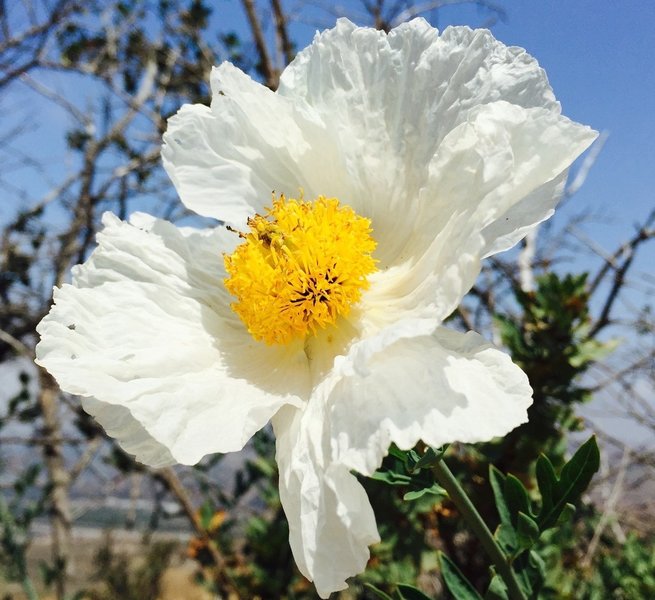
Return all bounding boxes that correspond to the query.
[0,327,34,358]
[154,467,238,593]
[565,131,608,198]
[241,0,278,88]
[37,369,72,600]
[588,208,655,337]
[582,445,630,567]
[270,0,294,66]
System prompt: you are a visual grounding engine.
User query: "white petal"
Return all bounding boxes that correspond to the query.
[417,102,596,255]
[454,102,596,256]
[273,404,379,598]
[161,63,327,226]
[329,327,532,476]
[276,19,574,265]
[362,212,485,328]
[36,213,308,466]
[361,101,595,327]
[281,20,560,146]
[81,397,176,468]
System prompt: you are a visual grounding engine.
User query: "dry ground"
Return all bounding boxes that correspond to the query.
[1,526,215,600]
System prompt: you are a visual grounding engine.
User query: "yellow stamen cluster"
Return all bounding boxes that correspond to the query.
[224,195,377,345]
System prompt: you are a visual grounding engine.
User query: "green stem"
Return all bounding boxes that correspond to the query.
[432,458,526,600]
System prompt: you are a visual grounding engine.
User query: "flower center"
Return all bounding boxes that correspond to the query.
[224,195,377,345]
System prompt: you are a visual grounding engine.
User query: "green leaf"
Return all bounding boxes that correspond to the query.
[409,445,449,471]
[438,552,483,600]
[397,583,434,600]
[198,501,214,529]
[535,455,557,516]
[529,549,546,583]
[556,502,576,525]
[371,469,412,487]
[364,583,395,600]
[494,523,517,557]
[388,443,409,462]
[403,483,446,502]
[504,475,532,524]
[516,512,540,550]
[488,466,511,528]
[484,575,509,600]
[536,436,600,530]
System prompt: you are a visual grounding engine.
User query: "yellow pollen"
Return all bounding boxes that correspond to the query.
[224,195,377,345]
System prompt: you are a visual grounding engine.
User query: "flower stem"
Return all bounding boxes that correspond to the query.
[432,457,526,600]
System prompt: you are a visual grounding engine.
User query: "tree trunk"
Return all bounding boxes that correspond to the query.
[37,369,72,600]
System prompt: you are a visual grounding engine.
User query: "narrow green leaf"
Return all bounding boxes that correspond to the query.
[407,448,422,465]
[515,512,540,550]
[504,475,532,524]
[494,523,517,557]
[537,436,600,530]
[488,466,511,528]
[535,455,557,515]
[364,583,395,600]
[559,436,601,497]
[198,501,214,529]
[397,583,434,600]
[388,444,409,462]
[438,552,484,600]
[529,549,546,583]
[556,502,576,525]
[484,575,509,600]
[371,469,413,487]
[411,445,449,471]
[403,483,446,502]
[511,552,536,597]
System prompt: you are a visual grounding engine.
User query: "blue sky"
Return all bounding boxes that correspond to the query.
[494,1,654,242]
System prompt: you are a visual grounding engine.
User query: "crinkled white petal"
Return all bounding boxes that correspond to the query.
[416,102,596,253]
[163,19,595,270]
[329,326,532,476]
[161,63,330,228]
[81,397,176,468]
[36,213,308,466]
[362,212,485,329]
[279,19,595,262]
[278,18,557,215]
[273,404,379,598]
[446,102,595,257]
[362,100,595,326]
[481,172,567,258]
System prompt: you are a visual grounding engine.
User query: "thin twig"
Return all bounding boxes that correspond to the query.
[270,0,294,65]
[240,0,277,88]
[582,446,630,567]
[155,467,238,593]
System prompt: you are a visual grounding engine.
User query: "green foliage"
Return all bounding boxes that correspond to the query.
[0,460,46,598]
[439,553,483,600]
[365,582,434,600]
[538,517,655,599]
[491,273,616,474]
[439,437,600,600]
[372,444,447,502]
[534,437,600,530]
[83,539,177,600]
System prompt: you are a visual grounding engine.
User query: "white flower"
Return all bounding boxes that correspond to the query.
[36,19,596,598]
